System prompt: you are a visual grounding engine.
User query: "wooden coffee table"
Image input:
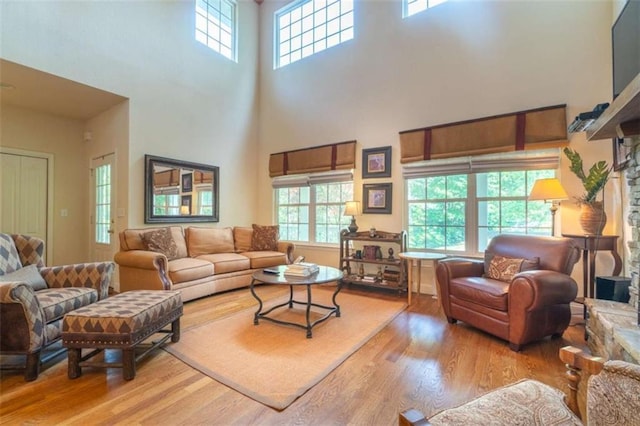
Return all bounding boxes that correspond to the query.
[250,265,343,338]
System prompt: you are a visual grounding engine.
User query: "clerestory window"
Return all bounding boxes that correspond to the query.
[274,0,354,69]
[195,0,237,61]
[403,0,449,18]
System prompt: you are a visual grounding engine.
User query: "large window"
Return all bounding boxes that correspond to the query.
[153,193,180,216]
[403,0,448,18]
[277,180,353,244]
[275,0,354,69]
[195,0,237,61]
[407,168,555,255]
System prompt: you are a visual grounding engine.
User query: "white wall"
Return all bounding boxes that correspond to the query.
[258,0,616,294]
[1,0,261,231]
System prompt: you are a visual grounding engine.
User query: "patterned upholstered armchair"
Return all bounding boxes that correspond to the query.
[0,233,114,381]
[399,346,640,425]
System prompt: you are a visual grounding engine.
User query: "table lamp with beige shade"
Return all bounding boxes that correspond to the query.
[529,178,568,236]
[343,201,361,234]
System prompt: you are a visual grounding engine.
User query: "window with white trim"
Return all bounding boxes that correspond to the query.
[404,152,558,255]
[275,174,354,244]
[195,0,237,61]
[153,193,180,216]
[275,0,354,69]
[403,0,449,18]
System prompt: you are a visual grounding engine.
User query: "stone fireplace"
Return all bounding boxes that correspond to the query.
[626,135,640,310]
[585,135,640,364]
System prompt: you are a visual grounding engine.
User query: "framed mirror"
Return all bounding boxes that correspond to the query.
[144,154,219,223]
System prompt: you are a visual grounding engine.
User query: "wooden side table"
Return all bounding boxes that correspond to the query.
[398,252,447,305]
[561,234,622,301]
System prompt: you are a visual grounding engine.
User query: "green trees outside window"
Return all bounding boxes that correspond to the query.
[407,169,555,254]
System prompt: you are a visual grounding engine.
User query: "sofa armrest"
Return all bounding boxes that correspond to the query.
[0,282,45,353]
[437,257,484,279]
[277,241,295,264]
[114,250,168,270]
[40,261,115,301]
[114,250,172,291]
[510,270,578,309]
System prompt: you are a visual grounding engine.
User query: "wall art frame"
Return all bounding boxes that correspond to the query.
[181,195,192,215]
[181,173,193,192]
[362,146,391,179]
[613,137,632,171]
[363,183,392,214]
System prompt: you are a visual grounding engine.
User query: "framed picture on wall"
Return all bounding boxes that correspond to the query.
[181,173,193,192]
[363,183,392,214]
[181,195,191,215]
[362,146,391,178]
[613,138,632,171]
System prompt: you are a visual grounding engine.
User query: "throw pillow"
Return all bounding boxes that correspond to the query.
[0,264,47,291]
[251,224,279,251]
[185,227,235,257]
[233,227,253,253]
[486,255,539,283]
[141,227,179,260]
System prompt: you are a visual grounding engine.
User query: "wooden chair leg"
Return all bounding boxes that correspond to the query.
[24,350,41,382]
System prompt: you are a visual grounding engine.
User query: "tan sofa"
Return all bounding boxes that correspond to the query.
[114,226,294,302]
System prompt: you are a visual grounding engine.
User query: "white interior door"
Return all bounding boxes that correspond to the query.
[90,153,117,263]
[1,151,50,260]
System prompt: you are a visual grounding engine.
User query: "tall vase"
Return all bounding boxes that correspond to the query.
[580,202,607,235]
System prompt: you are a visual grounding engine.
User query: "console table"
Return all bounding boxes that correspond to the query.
[562,234,622,301]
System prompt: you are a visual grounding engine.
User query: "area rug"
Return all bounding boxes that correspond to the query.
[164,288,406,410]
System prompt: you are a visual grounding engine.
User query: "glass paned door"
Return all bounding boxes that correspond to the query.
[91,153,117,263]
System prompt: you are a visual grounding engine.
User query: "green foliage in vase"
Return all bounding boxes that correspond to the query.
[563,147,611,204]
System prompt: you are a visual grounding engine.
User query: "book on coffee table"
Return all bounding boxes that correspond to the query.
[284,262,319,276]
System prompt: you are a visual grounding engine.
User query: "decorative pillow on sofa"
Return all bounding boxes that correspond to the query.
[141,227,179,260]
[486,255,540,282]
[251,224,279,251]
[233,227,253,253]
[0,264,47,291]
[185,227,235,257]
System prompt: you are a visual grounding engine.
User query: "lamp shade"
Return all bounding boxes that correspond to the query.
[529,178,568,201]
[343,201,361,216]
[180,205,190,215]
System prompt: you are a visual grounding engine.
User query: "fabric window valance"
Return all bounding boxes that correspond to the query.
[153,169,179,188]
[269,140,356,177]
[399,105,568,164]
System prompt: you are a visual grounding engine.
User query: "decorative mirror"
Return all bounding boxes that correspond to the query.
[144,154,219,223]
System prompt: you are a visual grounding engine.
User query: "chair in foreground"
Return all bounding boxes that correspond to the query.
[399,346,640,426]
[0,233,114,381]
[436,234,580,351]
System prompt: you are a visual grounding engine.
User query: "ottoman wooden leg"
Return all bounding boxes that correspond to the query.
[171,318,181,343]
[67,348,82,379]
[123,349,136,380]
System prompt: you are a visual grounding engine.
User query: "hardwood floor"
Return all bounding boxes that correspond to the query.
[0,285,589,425]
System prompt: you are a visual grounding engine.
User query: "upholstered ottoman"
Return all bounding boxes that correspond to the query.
[62,290,182,380]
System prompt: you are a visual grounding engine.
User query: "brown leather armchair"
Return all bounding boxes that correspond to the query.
[436,234,580,351]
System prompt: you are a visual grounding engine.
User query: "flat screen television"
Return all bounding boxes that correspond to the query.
[612,0,640,99]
